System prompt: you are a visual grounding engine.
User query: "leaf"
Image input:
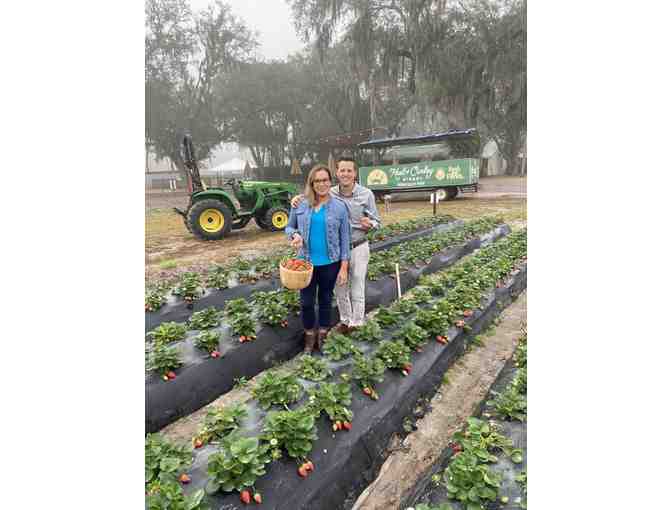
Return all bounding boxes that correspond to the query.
[205,479,220,495]
[187,489,205,510]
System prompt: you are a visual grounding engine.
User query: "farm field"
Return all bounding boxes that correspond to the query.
[144,216,527,509]
[145,176,526,284]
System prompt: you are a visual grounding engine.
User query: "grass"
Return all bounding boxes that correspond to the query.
[159,259,179,270]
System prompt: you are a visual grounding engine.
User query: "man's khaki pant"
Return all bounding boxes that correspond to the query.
[335,241,370,327]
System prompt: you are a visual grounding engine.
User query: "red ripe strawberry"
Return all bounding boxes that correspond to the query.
[240,490,251,504]
[193,438,203,449]
[178,473,191,484]
[363,387,372,396]
[342,422,352,431]
[211,350,221,358]
[253,493,262,504]
[239,335,246,342]
[403,364,412,372]
[298,465,308,478]
[167,371,176,380]
[305,461,314,471]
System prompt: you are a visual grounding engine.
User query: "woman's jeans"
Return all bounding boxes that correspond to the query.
[300,261,340,329]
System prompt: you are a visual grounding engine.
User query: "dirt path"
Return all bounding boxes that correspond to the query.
[351,291,527,510]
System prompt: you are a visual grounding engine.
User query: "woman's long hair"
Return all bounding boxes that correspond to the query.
[304,164,333,207]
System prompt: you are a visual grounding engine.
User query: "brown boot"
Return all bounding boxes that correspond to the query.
[316,328,329,352]
[333,322,350,335]
[303,329,317,354]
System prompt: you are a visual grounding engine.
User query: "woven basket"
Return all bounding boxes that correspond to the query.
[279,260,314,290]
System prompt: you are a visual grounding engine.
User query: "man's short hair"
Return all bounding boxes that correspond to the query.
[337,155,357,171]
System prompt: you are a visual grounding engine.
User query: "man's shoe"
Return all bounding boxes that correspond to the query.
[334,322,350,335]
[303,329,316,353]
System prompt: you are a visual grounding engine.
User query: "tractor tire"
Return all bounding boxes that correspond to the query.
[265,206,290,232]
[187,199,233,240]
[443,187,459,200]
[254,215,270,230]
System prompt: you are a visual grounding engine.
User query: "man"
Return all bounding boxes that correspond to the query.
[291,155,381,334]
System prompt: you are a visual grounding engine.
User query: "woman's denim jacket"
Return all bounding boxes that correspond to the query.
[285,197,351,263]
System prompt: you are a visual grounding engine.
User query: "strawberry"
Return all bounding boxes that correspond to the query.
[336,420,342,430]
[254,493,262,504]
[463,310,473,317]
[178,473,191,484]
[403,364,412,372]
[193,438,203,449]
[305,461,314,471]
[371,390,379,400]
[167,371,176,380]
[162,375,169,381]
[239,336,246,342]
[332,423,339,432]
[298,465,308,478]
[435,335,443,342]
[363,387,372,396]
[342,422,352,431]
[402,369,409,376]
[240,490,251,504]
[211,350,221,358]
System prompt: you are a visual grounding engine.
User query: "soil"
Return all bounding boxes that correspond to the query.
[145,176,526,284]
[351,290,527,510]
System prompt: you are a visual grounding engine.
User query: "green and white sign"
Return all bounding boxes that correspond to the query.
[359,158,479,190]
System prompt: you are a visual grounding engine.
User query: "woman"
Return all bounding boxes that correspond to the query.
[286,164,351,353]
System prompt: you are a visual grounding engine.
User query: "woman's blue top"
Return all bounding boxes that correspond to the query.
[308,206,331,266]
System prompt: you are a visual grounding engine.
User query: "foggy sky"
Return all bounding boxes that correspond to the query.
[188,0,305,61]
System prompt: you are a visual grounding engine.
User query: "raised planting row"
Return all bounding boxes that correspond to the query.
[404,332,527,510]
[144,230,527,509]
[145,215,462,327]
[145,219,510,432]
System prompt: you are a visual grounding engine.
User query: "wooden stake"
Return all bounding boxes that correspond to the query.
[395,263,402,300]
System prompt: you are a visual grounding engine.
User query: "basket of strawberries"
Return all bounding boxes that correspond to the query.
[279,258,314,290]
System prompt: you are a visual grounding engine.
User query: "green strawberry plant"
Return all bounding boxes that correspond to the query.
[193,330,220,354]
[393,322,428,352]
[188,307,222,330]
[306,382,353,424]
[442,448,501,510]
[225,298,251,316]
[516,469,527,508]
[323,332,363,361]
[145,289,167,312]
[253,290,289,327]
[414,504,453,510]
[453,418,517,462]
[352,354,386,399]
[252,372,304,409]
[487,368,527,422]
[296,355,332,381]
[375,340,412,374]
[407,287,433,304]
[173,272,202,302]
[514,333,527,369]
[414,308,450,338]
[145,434,193,487]
[391,299,419,317]
[146,480,208,510]
[349,319,383,343]
[195,403,247,445]
[206,266,230,289]
[146,343,183,376]
[206,435,270,495]
[147,322,188,345]
[373,306,402,328]
[262,406,318,460]
[278,289,301,312]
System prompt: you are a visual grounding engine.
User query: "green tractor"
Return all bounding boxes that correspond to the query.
[174,134,299,240]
